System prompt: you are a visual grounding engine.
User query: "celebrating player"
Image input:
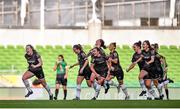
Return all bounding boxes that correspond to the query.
[70,44,92,100]
[22,44,53,100]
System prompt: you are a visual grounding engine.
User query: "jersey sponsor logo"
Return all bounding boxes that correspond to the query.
[28,60,35,64]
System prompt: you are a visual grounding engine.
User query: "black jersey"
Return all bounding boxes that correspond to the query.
[91,55,108,72]
[109,50,121,71]
[77,51,88,68]
[154,51,164,77]
[141,49,155,67]
[154,52,162,68]
[25,53,42,71]
[131,52,145,70]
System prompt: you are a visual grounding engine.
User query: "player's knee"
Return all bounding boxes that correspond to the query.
[145,83,151,89]
[40,80,46,86]
[22,76,26,81]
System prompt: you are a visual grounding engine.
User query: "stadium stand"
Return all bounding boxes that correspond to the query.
[0,45,179,87]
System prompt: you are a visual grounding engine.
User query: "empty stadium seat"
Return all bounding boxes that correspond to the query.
[169,45,177,50]
[160,45,168,50]
[0,45,179,88]
[122,45,131,49]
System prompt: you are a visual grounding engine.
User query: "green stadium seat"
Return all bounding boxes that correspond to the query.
[160,45,168,50]
[7,45,15,49]
[122,45,130,49]
[45,45,53,49]
[0,45,5,49]
[65,45,72,49]
[36,45,44,50]
[55,45,63,50]
[83,45,92,50]
[169,45,177,49]
[16,45,24,50]
[0,44,179,88]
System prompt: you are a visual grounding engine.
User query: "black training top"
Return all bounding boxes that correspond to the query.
[154,51,162,68]
[91,55,108,72]
[131,52,145,70]
[109,50,121,71]
[77,51,89,68]
[141,49,155,67]
[25,53,42,71]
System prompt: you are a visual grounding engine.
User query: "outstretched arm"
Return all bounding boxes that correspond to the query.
[69,62,79,69]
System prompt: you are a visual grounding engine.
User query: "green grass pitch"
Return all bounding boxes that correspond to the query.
[0,100,180,108]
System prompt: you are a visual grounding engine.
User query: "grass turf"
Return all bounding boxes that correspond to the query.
[0,100,180,108]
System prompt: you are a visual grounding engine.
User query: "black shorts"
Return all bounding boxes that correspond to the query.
[149,66,164,79]
[56,74,67,86]
[110,69,124,80]
[78,67,92,80]
[95,69,108,78]
[28,69,45,79]
[142,65,158,79]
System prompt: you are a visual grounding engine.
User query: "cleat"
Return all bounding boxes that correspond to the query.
[147,97,152,100]
[125,95,130,100]
[154,97,160,100]
[167,78,174,83]
[54,97,57,100]
[91,97,96,100]
[49,94,53,100]
[104,83,110,94]
[73,97,80,100]
[25,91,33,97]
[139,91,146,96]
[160,94,164,100]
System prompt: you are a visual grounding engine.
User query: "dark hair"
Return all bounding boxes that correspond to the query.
[98,39,106,49]
[111,42,116,49]
[73,44,82,51]
[134,41,141,49]
[143,40,151,49]
[26,44,37,54]
[154,43,159,50]
[94,47,101,52]
[58,54,65,61]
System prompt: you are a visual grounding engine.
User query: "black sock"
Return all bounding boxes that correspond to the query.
[165,89,169,100]
[64,89,67,99]
[55,89,59,98]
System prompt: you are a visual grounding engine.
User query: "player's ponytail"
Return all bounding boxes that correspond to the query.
[77,44,83,51]
[134,41,141,49]
[99,39,106,49]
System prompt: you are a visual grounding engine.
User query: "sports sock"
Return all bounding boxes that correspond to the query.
[23,80,32,92]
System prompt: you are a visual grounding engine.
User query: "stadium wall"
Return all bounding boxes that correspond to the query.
[0,29,180,46]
